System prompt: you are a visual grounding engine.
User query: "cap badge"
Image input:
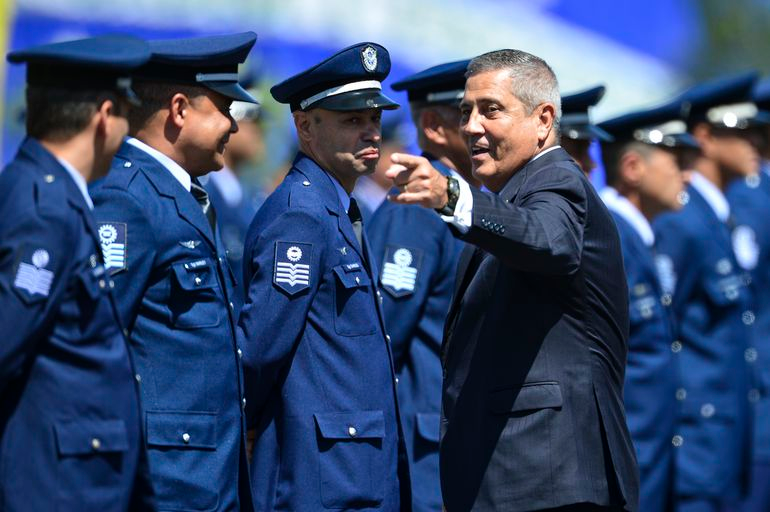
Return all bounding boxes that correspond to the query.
[361,46,378,73]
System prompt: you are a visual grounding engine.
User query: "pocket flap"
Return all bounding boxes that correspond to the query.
[172,259,217,291]
[314,410,385,440]
[333,265,371,289]
[54,419,128,455]
[703,273,744,306]
[146,411,217,449]
[489,382,563,414]
[415,413,440,443]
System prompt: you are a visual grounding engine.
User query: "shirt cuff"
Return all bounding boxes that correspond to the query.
[440,176,473,233]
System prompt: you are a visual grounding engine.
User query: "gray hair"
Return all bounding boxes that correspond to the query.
[466,49,561,132]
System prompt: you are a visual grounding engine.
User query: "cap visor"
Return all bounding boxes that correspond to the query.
[205,82,258,103]
[563,124,614,143]
[311,89,399,111]
[668,133,700,148]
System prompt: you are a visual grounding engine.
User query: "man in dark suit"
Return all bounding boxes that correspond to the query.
[386,49,640,511]
[0,35,150,510]
[91,33,258,511]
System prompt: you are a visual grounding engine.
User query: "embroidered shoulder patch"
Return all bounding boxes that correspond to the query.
[13,246,55,303]
[273,241,313,295]
[98,222,127,274]
[381,245,422,298]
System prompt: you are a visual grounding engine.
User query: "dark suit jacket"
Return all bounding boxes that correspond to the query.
[440,148,639,511]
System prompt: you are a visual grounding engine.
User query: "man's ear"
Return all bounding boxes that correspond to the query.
[293,110,314,144]
[93,99,115,136]
[421,109,447,145]
[619,150,645,187]
[169,92,191,129]
[536,102,556,142]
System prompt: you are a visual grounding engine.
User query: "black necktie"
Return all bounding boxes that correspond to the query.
[191,180,216,232]
[348,197,364,250]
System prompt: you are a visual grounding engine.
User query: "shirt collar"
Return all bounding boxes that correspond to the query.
[55,156,93,209]
[324,171,351,213]
[126,137,192,192]
[531,145,561,163]
[599,186,655,246]
[689,171,730,222]
[208,166,243,207]
[352,176,387,215]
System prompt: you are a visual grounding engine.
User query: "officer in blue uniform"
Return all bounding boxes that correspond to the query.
[238,42,411,511]
[90,32,258,511]
[205,95,263,313]
[351,60,474,511]
[724,77,770,512]
[653,72,765,512]
[560,85,613,175]
[598,101,697,512]
[0,35,150,511]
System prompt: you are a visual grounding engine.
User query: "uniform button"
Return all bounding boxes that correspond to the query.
[749,389,761,403]
[89,254,97,267]
[302,180,311,187]
[98,279,106,289]
[661,294,672,307]
[700,403,716,418]
[395,377,399,385]
[123,161,132,168]
[347,426,357,438]
[742,310,756,326]
[194,277,202,286]
[123,328,129,337]
[672,435,684,447]
[676,388,687,401]
[229,302,235,310]
[671,341,683,353]
[242,398,247,409]
[109,280,115,289]
[386,334,391,343]
[44,174,55,183]
[745,348,758,363]
[91,438,101,451]
[135,373,142,383]
[355,276,360,285]
[182,433,191,444]
[237,348,243,359]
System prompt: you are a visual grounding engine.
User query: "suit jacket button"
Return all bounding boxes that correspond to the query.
[347,426,357,438]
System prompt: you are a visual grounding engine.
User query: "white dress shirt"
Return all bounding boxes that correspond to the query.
[126,137,191,192]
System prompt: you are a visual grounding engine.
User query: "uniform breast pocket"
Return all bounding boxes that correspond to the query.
[332,264,377,337]
[702,271,746,308]
[314,410,386,508]
[53,419,130,507]
[170,259,223,330]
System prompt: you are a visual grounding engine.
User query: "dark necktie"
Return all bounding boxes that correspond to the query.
[190,179,217,232]
[348,197,364,250]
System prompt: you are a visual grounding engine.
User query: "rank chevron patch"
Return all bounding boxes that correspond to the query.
[273,241,313,295]
[381,245,422,298]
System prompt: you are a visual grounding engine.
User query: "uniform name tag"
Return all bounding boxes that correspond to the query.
[273,242,313,295]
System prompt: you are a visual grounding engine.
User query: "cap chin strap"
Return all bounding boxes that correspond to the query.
[300,80,382,110]
[196,72,239,83]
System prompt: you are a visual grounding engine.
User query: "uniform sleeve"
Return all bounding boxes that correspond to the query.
[0,207,73,388]
[652,214,699,322]
[91,186,157,329]
[237,208,328,425]
[457,168,586,276]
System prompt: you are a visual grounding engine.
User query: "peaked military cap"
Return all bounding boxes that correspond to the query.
[391,59,470,105]
[271,42,398,112]
[561,85,613,142]
[753,76,770,111]
[135,32,258,103]
[679,71,770,129]
[7,34,151,103]
[599,97,698,148]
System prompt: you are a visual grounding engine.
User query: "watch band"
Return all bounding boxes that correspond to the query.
[436,175,460,216]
